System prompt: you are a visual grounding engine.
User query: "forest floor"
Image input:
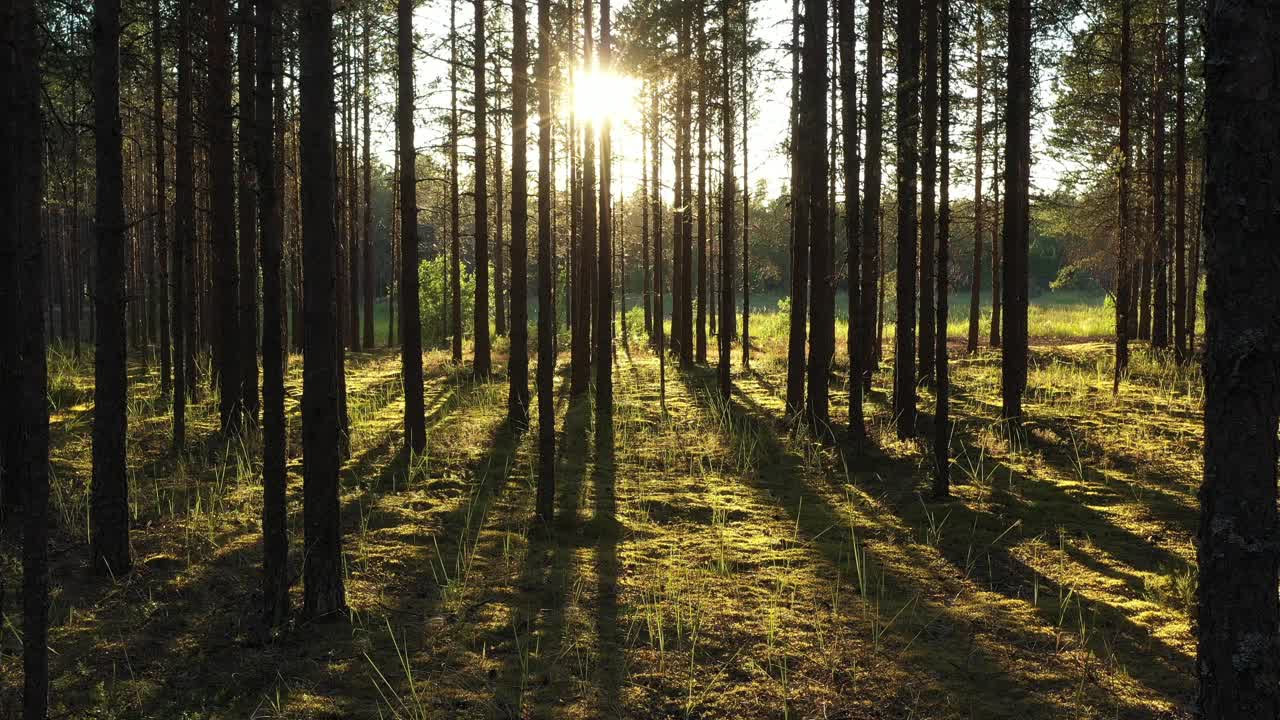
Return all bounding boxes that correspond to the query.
[0,318,1203,719]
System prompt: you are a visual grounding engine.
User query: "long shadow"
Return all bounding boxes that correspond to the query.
[493,392,590,717]
[671,364,1192,717]
[590,413,622,714]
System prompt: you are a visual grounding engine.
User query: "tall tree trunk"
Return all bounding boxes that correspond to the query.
[837,0,859,432]
[7,0,51,706]
[1173,0,1187,363]
[1197,1,1280,715]
[642,114,651,337]
[679,15,694,364]
[803,0,833,433]
[91,0,132,576]
[595,0,614,416]
[174,0,193,447]
[256,0,288,629]
[933,0,951,496]
[1114,0,1132,391]
[450,0,462,362]
[153,0,171,398]
[741,0,751,370]
[718,0,735,398]
[210,0,241,434]
[239,0,259,425]
[471,0,488,376]
[300,0,346,618]
[1151,13,1169,352]
[857,0,882,427]
[989,99,1001,349]
[1001,0,1031,421]
[398,0,425,452]
[362,10,375,349]
[893,0,920,439]
[510,0,531,424]
[652,87,666,411]
[696,4,708,366]
[536,0,555,522]
[494,65,506,339]
[919,0,938,385]
[785,0,808,417]
[967,7,983,355]
[573,0,595,396]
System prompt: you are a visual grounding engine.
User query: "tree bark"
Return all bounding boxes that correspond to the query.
[210,0,241,434]
[919,0,938,385]
[1173,0,1187,363]
[933,0,951,497]
[1114,0,1132,391]
[256,0,288,628]
[893,0,920,439]
[785,0,808,417]
[1001,0,1030,421]
[300,0,346,618]
[91,0,132,577]
[1197,1,1280,715]
[510,0,531,424]
[239,0,259,425]
[967,7,983,355]
[398,0,425,452]
[857,0,882,430]
[595,0,614,416]
[153,0,171,398]
[536,0,555,522]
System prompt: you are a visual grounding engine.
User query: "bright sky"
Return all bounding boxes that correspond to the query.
[369,0,1077,209]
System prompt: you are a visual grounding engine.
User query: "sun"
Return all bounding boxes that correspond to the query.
[569,66,640,127]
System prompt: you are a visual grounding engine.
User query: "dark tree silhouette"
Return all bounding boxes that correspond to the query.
[536,0,556,523]
[803,0,833,433]
[1113,0,1132,392]
[1001,0,1030,421]
[256,0,288,629]
[1196,1,1280,715]
[300,0,346,618]
[967,7,984,355]
[239,0,259,425]
[210,0,241,435]
[784,0,808,419]
[596,0,614,417]
[893,0,920,439]
[1173,0,1187,363]
[473,0,492,377]
[90,0,132,577]
[933,0,951,498]
[398,0,426,452]
[173,0,194,449]
[919,0,938,386]
[855,0,882,439]
[510,0,531,424]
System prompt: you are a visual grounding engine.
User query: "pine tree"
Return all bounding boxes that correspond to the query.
[510,0,531,424]
[210,0,241,435]
[300,0,346,618]
[1197,1,1280,714]
[473,0,492,377]
[595,0,614,417]
[535,0,556,523]
[256,0,288,628]
[893,0,920,439]
[1001,0,1031,421]
[238,0,259,425]
[90,0,132,577]
[803,0,833,433]
[398,0,426,451]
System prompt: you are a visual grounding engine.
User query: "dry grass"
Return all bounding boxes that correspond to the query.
[0,316,1200,719]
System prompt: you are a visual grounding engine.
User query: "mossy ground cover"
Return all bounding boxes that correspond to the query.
[0,309,1200,719]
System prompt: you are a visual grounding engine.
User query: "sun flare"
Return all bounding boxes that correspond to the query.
[569,67,640,127]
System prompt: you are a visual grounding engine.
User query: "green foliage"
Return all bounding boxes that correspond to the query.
[418,256,476,347]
